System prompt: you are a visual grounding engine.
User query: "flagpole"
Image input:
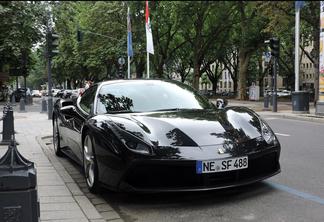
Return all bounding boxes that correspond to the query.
[127,6,132,79]
[295,6,300,92]
[128,56,130,79]
[147,52,150,79]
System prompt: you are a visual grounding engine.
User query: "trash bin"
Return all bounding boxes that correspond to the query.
[292,91,310,114]
[0,141,40,222]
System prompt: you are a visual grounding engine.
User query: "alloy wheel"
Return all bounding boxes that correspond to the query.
[53,119,59,153]
[83,135,95,188]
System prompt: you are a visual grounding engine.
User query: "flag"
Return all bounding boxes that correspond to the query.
[127,7,133,57]
[145,0,154,54]
[295,1,305,10]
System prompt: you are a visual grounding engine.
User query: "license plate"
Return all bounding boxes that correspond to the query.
[196,156,248,174]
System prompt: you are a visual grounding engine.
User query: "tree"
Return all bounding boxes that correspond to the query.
[235,1,270,100]
[0,1,46,76]
[150,1,187,78]
[204,60,224,92]
[174,1,237,90]
[27,47,47,89]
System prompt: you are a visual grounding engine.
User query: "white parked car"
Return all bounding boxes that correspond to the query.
[52,89,61,97]
[31,90,41,97]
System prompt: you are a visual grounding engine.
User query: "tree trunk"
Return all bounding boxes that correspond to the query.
[135,59,145,78]
[212,81,217,92]
[106,62,113,80]
[233,79,238,95]
[193,60,201,89]
[157,63,164,78]
[237,49,250,100]
[66,79,71,89]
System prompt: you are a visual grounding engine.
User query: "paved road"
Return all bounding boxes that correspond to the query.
[21,100,324,222]
[99,116,324,222]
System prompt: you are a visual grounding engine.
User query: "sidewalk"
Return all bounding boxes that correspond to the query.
[225,99,324,123]
[0,104,122,222]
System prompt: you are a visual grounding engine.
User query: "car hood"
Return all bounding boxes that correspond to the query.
[104,107,263,149]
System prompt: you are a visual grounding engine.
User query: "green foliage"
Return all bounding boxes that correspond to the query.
[0,1,46,74]
[27,47,47,89]
[1,1,320,98]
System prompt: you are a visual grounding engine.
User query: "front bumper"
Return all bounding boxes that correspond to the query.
[118,148,280,192]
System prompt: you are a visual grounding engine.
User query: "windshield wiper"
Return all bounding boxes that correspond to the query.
[149,108,181,112]
[106,110,134,114]
[150,108,203,112]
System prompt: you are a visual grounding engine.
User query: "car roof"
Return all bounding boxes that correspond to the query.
[96,79,178,88]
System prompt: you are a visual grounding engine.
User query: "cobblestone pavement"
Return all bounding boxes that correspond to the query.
[40,136,123,222]
[0,103,121,222]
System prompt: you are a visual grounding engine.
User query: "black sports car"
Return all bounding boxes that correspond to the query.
[53,79,280,193]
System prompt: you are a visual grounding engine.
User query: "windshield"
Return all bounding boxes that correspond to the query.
[96,80,214,114]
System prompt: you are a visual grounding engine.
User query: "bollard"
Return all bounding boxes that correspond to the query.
[0,106,15,145]
[19,98,26,113]
[29,96,33,105]
[40,97,47,113]
[26,95,33,106]
[263,94,270,111]
[25,95,29,105]
[0,140,40,222]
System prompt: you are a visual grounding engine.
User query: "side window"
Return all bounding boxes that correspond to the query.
[79,86,97,114]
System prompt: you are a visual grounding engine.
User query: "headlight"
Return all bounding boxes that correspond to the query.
[260,120,277,145]
[118,129,152,155]
[105,120,153,155]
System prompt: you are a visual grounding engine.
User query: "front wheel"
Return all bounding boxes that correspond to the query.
[83,133,100,193]
[53,117,63,157]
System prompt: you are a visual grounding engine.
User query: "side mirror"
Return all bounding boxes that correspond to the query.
[215,98,228,109]
[60,105,76,116]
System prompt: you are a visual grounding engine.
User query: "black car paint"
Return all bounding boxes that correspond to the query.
[53,80,280,192]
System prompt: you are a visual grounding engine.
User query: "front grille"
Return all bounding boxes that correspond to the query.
[125,152,279,190]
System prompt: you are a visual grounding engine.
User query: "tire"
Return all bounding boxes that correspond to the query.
[53,117,64,157]
[83,133,100,193]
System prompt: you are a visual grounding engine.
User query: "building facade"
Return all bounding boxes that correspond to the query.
[300,42,315,91]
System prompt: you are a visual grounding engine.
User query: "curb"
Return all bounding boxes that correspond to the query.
[257,112,324,123]
[36,136,124,222]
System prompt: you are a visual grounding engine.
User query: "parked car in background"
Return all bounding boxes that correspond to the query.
[71,88,85,99]
[44,88,61,96]
[31,90,42,97]
[265,90,291,97]
[52,89,60,97]
[277,90,291,97]
[11,88,31,102]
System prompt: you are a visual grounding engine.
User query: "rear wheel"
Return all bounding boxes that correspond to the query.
[83,133,100,193]
[53,117,63,157]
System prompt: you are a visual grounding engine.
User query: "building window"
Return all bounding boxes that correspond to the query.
[220,81,223,88]
[306,63,308,68]
[303,64,305,68]
[224,82,227,88]
[229,81,232,88]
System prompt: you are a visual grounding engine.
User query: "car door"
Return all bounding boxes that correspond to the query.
[70,85,98,162]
